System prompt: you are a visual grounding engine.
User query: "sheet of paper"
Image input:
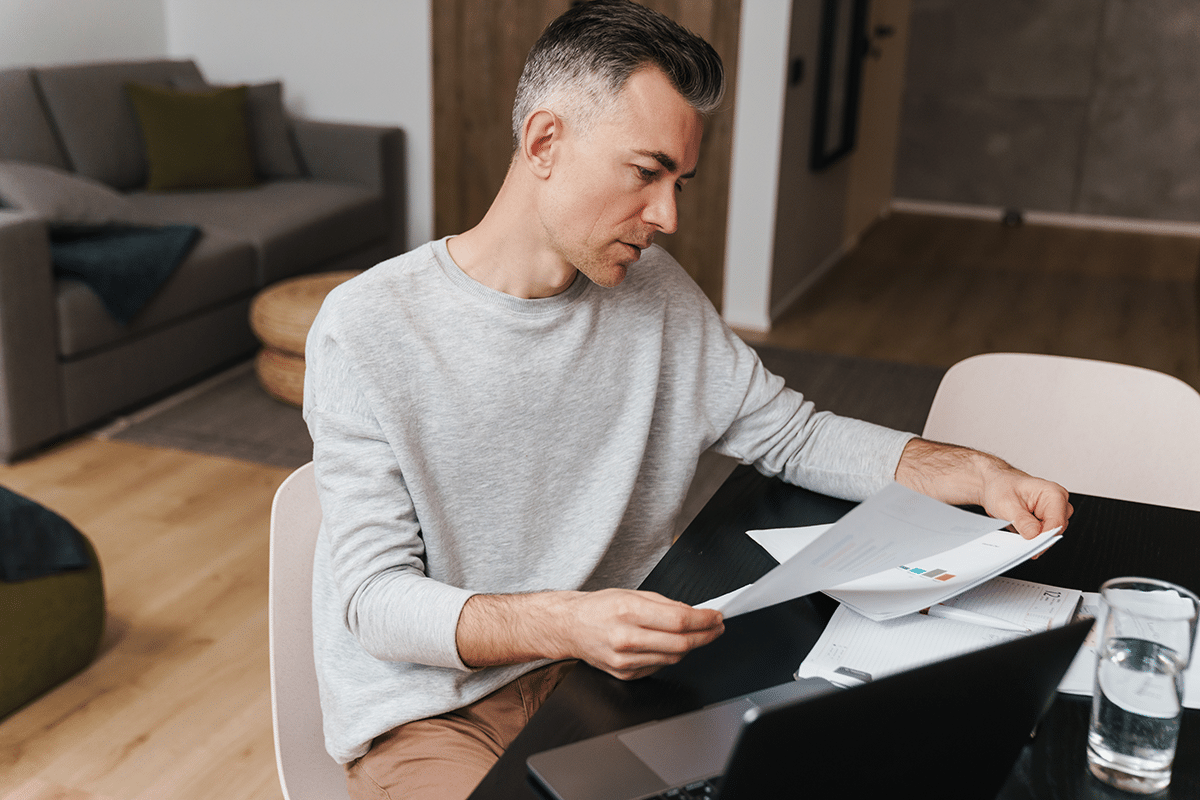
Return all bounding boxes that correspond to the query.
[795,604,1023,686]
[715,483,1009,618]
[695,584,749,611]
[748,524,831,562]
[1057,592,1200,709]
[824,527,1061,620]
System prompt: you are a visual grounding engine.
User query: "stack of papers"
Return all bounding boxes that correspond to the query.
[747,524,1060,620]
[702,482,1022,618]
[693,481,1200,708]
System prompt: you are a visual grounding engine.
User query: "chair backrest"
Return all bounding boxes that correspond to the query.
[269,462,350,800]
[922,353,1200,511]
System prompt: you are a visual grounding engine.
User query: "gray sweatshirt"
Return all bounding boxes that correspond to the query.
[303,239,914,763]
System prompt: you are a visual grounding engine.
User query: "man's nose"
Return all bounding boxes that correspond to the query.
[643,183,679,235]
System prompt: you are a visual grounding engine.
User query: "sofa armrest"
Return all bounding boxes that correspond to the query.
[0,212,65,461]
[292,120,407,255]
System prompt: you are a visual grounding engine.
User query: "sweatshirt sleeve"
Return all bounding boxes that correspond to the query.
[707,327,916,502]
[304,313,476,671]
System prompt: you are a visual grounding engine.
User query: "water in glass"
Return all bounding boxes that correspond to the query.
[1087,636,1184,792]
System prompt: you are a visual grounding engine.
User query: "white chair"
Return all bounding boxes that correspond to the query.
[922,353,1200,511]
[269,462,350,800]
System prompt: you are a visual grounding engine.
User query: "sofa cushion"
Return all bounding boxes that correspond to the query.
[0,161,141,224]
[127,180,387,284]
[242,82,306,179]
[0,70,69,170]
[56,228,257,358]
[34,60,206,190]
[171,77,305,180]
[125,83,257,191]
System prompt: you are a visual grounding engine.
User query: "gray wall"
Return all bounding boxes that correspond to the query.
[895,0,1200,223]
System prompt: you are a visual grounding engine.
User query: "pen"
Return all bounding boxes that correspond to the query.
[921,604,1032,633]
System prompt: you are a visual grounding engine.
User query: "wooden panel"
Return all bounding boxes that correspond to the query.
[432,0,568,239]
[433,0,741,311]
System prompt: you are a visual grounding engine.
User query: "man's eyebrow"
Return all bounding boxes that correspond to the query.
[635,149,696,180]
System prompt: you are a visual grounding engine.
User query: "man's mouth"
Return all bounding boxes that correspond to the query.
[621,238,653,256]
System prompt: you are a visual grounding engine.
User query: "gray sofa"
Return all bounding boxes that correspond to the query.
[0,59,405,461]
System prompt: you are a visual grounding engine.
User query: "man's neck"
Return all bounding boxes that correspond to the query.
[446,180,577,300]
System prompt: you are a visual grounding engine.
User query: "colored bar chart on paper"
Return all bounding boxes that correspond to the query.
[824,527,1061,621]
[899,566,957,582]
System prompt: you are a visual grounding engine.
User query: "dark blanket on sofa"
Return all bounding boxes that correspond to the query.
[0,485,89,582]
[50,223,201,324]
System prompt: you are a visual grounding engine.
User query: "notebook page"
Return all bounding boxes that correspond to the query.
[940,577,1082,631]
[795,605,1023,685]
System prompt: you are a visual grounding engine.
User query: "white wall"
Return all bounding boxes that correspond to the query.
[163,0,433,249]
[0,0,433,250]
[0,0,167,69]
[722,0,791,331]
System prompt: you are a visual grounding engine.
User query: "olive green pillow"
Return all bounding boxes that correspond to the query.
[125,82,257,191]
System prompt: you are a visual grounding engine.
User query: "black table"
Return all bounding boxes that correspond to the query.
[470,465,1200,800]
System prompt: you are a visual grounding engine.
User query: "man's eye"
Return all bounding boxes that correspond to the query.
[636,166,658,181]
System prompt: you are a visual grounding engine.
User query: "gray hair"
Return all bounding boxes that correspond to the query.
[511,0,725,149]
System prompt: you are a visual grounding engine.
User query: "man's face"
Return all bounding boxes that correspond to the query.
[539,67,704,288]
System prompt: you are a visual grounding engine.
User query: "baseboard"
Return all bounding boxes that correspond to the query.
[890,198,1200,239]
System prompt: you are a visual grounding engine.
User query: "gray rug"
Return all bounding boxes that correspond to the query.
[107,361,312,468]
[107,347,946,468]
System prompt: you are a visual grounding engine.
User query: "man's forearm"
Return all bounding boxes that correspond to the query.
[455,591,574,668]
[893,437,1002,505]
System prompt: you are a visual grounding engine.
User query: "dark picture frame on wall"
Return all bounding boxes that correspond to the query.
[810,0,870,172]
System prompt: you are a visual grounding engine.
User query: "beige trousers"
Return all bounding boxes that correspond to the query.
[345,660,576,800]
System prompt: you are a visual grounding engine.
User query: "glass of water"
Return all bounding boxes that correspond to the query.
[1086,577,1199,793]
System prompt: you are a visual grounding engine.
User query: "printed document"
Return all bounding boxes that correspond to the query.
[738,521,1060,621]
[706,483,1009,618]
[825,527,1060,620]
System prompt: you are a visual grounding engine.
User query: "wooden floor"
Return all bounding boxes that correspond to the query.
[0,439,292,800]
[1,213,1197,800]
[739,212,1200,390]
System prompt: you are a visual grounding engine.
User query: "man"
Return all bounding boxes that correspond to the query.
[303,2,1072,798]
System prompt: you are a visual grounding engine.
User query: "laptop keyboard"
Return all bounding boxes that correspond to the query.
[649,778,720,799]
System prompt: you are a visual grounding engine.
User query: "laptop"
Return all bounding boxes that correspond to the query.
[528,618,1092,800]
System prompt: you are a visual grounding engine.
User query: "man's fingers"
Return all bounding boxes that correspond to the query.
[1039,498,1073,536]
[598,623,725,680]
[567,589,726,680]
[1011,513,1045,540]
[646,596,724,633]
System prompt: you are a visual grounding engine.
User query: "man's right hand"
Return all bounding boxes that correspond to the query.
[455,588,725,680]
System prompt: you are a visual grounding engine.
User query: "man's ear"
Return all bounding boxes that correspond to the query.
[520,108,560,179]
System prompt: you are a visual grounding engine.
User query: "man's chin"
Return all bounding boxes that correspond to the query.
[579,262,630,288]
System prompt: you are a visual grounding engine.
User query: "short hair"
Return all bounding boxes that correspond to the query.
[511,0,725,149]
